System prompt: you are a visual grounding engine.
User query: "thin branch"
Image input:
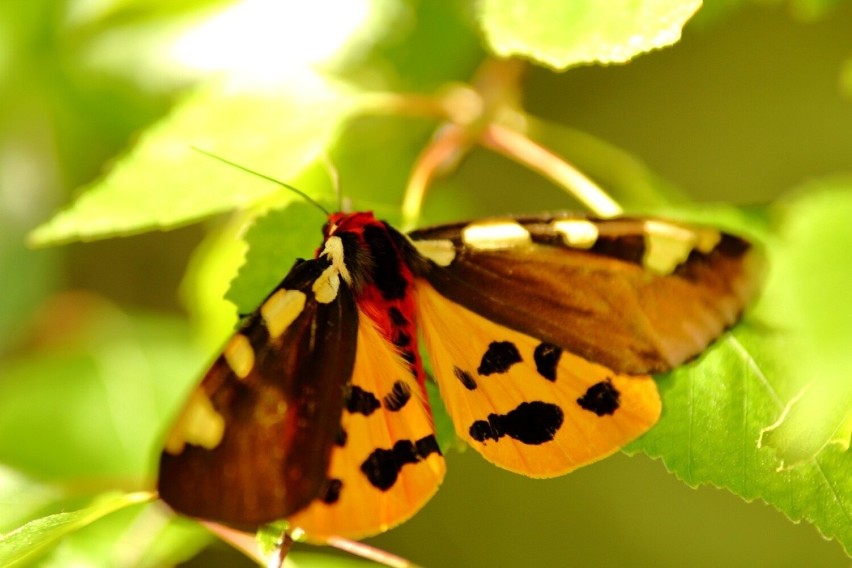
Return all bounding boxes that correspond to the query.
[201,522,265,565]
[358,87,483,125]
[327,536,420,568]
[401,124,470,229]
[481,123,623,217]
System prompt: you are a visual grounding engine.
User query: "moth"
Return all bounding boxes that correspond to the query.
[158,211,759,542]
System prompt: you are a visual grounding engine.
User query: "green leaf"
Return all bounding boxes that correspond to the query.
[757,180,852,466]
[226,202,328,316]
[0,468,62,533]
[0,491,211,568]
[133,515,213,568]
[760,380,852,468]
[631,323,852,555]
[255,520,290,559]
[425,379,457,454]
[478,0,702,70]
[29,74,358,246]
[0,491,153,567]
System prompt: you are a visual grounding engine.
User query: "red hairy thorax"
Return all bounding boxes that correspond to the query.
[319,211,428,392]
[324,211,378,237]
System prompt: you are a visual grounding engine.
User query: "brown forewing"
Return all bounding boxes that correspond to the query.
[158,258,358,527]
[408,215,760,374]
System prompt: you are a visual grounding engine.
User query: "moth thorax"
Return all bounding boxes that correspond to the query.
[310,235,356,304]
[320,236,352,284]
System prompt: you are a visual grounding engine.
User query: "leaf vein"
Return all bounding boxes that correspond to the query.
[816,456,852,530]
[726,334,784,409]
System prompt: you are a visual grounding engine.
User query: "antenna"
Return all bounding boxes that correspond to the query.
[319,153,342,213]
[192,147,330,216]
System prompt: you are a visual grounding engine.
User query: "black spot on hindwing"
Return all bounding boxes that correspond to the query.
[577,379,621,416]
[469,401,564,445]
[453,366,477,390]
[383,380,412,411]
[477,341,522,376]
[360,435,441,491]
[363,224,408,300]
[321,478,343,504]
[346,385,380,416]
[533,342,562,381]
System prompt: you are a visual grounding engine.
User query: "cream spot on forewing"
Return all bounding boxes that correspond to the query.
[313,264,340,303]
[164,390,225,454]
[462,221,532,250]
[552,219,599,249]
[412,238,456,266]
[320,236,351,284]
[261,289,307,339]
[643,220,700,274]
[695,227,721,253]
[223,334,254,379]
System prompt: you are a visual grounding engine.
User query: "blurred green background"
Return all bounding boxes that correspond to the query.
[1,1,851,566]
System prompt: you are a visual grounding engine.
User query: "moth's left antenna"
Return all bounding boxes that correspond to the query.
[192,147,330,216]
[319,153,343,213]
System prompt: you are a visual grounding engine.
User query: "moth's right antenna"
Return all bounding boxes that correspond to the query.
[320,153,345,213]
[192,147,330,217]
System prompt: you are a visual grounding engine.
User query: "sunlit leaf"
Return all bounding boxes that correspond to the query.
[225,202,328,316]
[29,74,359,246]
[0,468,61,533]
[134,514,213,568]
[757,180,852,466]
[0,492,153,567]
[479,0,701,70]
[39,502,211,568]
